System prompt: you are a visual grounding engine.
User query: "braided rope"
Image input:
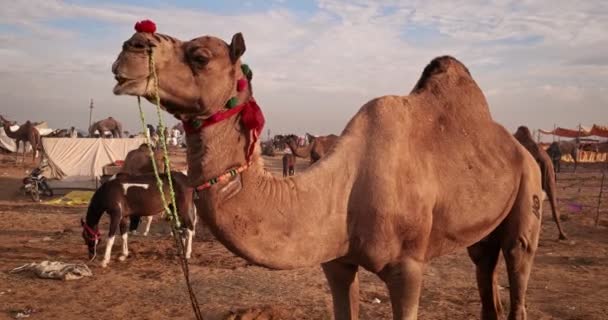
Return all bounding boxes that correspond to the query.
[136,49,203,320]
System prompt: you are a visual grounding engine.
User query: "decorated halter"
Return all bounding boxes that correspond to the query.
[81,218,101,242]
[135,20,265,191]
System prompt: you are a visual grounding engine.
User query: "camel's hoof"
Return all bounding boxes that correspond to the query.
[559,234,568,241]
[143,232,149,237]
[118,255,127,262]
[100,261,109,268]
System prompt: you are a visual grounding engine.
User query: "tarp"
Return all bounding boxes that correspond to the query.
[539,124,608,138]
[44,191,94,206]
[42,137,146,180]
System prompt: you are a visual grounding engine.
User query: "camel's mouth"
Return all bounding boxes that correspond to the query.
[113,75,148,96]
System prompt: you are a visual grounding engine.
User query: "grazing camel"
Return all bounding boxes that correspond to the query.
[112,27,543,320]
[0,115,41,163]
[89,117,123,138]
[546,140,579,173]
[81,171,196,268]
[514,126,567,240]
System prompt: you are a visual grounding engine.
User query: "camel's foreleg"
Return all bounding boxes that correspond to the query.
[468,236,504,320]
[322,261,360,320]
[378,258,425,320]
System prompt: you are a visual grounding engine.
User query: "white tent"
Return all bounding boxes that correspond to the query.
[42,137,146,188]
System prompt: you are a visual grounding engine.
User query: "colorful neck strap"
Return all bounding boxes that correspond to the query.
[195,162,250,191]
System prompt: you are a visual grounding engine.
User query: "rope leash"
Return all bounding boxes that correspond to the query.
[136,48,204,320]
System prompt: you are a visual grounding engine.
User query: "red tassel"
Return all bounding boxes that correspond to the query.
[135,20,157,33]
[237,78,248,92]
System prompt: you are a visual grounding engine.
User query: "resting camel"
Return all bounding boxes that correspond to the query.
[0,115,41,163]
[546,140,579,173]
[89,117,123,138]
[514,126,567,240]
[121,143,166,234]
[112,27,543,320]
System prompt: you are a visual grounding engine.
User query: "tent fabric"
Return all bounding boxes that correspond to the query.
[539,124,608,138]
[42,137,146,180]
[561,150,608,163]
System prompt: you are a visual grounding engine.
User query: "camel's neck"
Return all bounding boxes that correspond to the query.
[1,123,19,138]
[189,114,357,269]
[286,139,312,158]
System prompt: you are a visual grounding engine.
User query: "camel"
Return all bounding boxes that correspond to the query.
[0,115,41,163]
[121,143,166,235]
[514,126,567,240]
[546,140,579,173]
[282,153,295,177]
[112,28,543,320]
[276,133,338,164]
[89,117,123,138]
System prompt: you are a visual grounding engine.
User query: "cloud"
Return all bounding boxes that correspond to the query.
[0,0,606,137]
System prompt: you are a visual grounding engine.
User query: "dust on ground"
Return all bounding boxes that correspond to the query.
[1,152,607,319]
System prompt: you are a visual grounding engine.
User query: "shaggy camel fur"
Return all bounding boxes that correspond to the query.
[89,117,123,138]
[514,126,567,240]
[0,115,41,163]
[112,30,543,320]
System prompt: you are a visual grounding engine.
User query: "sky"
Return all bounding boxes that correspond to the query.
[0,0,607,138]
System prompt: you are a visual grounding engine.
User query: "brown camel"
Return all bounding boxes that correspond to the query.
[121,143,166,175]
[282,153,295,177]
[89,117,123,138]
[278,133,338,164]
[0,115,41,163]
[514,126,567,240]
[546,140,579,173]
[112,29,543,320]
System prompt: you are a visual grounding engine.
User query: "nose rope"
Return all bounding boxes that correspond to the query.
[135,41,204,320]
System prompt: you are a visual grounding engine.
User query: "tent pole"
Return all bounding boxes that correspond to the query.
[596,168,606,227]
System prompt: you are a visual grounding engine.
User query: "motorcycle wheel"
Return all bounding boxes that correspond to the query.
[42,182,54,197]
[30,183,40,202]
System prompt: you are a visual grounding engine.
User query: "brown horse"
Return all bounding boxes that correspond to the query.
[282,153,296,177]
[81,171,196,268]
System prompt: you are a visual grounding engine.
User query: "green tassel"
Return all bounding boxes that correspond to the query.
[226,97,239,108]
[241,64,252,77]
[191,119,201,128]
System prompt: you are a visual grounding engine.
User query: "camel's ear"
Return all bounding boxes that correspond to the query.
[229,33,246,63]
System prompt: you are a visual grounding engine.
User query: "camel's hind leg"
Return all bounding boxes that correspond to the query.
[468,235,504,320]
[500,183,542,320]
[322,260,360,320]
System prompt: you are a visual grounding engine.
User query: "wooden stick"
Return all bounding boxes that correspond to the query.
[595,169,606,226]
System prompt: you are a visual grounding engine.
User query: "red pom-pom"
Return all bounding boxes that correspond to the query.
[237,78,248,92]
[134,20,156,33]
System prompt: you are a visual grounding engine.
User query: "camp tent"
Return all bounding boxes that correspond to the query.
[42,137,146,188]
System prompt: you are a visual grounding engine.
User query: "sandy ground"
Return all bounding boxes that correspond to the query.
[1,151,607,320]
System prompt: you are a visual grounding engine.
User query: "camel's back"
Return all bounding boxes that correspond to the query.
[340,57,532,260]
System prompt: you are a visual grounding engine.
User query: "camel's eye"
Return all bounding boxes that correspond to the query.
[192,55,209,67]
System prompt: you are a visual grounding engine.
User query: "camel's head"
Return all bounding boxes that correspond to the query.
[112,22,247,118]
[0,116,16,127]
[514,126,533,141]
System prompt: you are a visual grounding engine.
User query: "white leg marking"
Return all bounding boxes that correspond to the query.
[121,183,150,195]
[185,229,193,259]
[108,174,117,181]
[143,216,153,236]
[119,233,128,261]
[101,236,116,268]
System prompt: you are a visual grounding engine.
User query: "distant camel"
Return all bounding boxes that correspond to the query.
[546,140,579,173]
[282,154,295,177]
[89,117,123,138]
[280,133,339,164]
[0,115,41,163]
[514,126,567,240]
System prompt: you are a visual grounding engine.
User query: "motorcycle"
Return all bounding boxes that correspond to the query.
[22,166,53,202]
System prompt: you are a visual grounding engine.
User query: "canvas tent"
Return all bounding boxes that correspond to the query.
[42,137,146,188]
[539,124,608,138]
[0,122,54,152]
